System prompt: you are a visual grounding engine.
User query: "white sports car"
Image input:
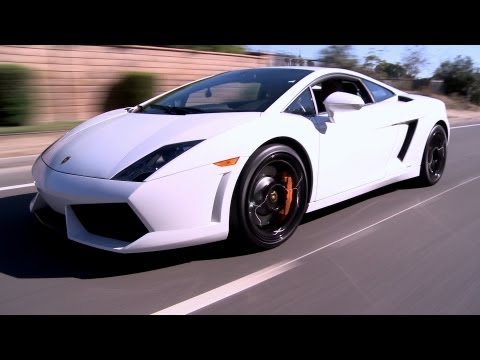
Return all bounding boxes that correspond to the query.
[31,67,450,253]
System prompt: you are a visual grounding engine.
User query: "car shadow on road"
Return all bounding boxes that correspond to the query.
[301,179,421,225]
[1,179,421,280]
[0,193,257,280]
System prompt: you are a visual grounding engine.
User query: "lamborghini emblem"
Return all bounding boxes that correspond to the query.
[61,156,71,165]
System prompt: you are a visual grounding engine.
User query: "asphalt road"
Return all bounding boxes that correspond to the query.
[1,123,480,314]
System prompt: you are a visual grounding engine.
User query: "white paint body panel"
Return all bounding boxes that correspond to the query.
[31,66,450,253]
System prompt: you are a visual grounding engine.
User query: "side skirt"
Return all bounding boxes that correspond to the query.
[306,165,420,214]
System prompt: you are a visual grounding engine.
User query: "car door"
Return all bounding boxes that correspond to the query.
[312,77,411,199]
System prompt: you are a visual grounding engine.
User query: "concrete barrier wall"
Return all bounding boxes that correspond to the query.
[0,45,271,123]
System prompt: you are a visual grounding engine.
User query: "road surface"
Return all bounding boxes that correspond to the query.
[1,123,480,314]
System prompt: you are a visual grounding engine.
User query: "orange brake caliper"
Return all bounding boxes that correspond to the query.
[279,174,293,218]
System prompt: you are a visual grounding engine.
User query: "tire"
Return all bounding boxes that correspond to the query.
[418,124,448,186]
[230,144,309,249]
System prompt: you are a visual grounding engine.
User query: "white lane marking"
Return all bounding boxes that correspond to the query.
[152,261,300,315]
[0,183,35,192]
[153,174,480,315]
[278,174,480,263]
[451,123,480,129]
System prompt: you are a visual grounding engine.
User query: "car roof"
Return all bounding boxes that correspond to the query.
[259,66,363,76]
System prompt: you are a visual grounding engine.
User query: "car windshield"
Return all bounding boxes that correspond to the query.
[140,68,312,115]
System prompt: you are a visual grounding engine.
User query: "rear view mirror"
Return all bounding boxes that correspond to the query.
[324,91,365,121]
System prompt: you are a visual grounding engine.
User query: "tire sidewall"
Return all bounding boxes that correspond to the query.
[231,144,309,249]
[421,125,447,185]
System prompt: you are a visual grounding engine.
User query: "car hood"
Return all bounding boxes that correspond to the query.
[42,110,259,179]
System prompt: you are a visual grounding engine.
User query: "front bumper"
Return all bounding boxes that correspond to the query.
[30,157,240,253]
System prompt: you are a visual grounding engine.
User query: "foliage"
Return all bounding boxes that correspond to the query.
[433,56,477,96]
[103,72,155,112]
[0,64,33,126]
[318,45,358,70]
[469,76,480,105]
[375,62,407,79]
[412,78,431,90]
[401,46,428,78]
[313,45,480,106]
[362,53,383,72]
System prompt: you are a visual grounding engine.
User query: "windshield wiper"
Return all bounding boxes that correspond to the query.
[149,104,205,115]
[128,105,144,113]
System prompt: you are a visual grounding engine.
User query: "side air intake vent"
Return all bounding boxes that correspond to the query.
[398,95,413,102]
[397,120,418,160]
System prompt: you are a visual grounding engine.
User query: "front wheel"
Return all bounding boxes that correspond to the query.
[230,144,309,249]
[418,124,448,186]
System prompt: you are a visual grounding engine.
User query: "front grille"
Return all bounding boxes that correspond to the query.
[71,203,149,242]
[34,206,67,235]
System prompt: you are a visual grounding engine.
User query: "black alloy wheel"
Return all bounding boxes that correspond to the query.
[231,144,309,249]
[418,124,448,186]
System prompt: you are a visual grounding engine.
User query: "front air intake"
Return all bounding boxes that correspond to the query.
[71,203,149,242]
[34,205,67,235]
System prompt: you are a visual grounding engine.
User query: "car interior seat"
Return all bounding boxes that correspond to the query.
[314,80,342,113]
[341,82,360,96]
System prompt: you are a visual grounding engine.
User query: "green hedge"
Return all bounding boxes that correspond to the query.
[412,78,431,91]
[103,72,156,112]
[0,64,33,126]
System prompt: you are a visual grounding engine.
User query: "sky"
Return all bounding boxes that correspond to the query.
[247,45,480,78]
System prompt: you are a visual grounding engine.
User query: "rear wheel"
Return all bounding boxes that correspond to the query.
[418,124,447,186]
[230,144,308,249]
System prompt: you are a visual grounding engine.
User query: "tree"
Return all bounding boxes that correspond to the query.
[402,46,428,78]
[307,60,315,66]
[0,64,33,126]
[375,62,407,79]
[357,49,386,77]
[433,55,477,96]
[469,75,480,105]
[318,45,358,70]
[103,72,155,112]
[170,45,246,54]
[362,50,384,72]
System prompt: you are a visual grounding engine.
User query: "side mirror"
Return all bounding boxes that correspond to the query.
[324,91,365,121]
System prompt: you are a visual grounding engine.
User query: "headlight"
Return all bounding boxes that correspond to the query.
[112,140,204,182]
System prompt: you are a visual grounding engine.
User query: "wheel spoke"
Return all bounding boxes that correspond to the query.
[426,130,446,180]
[247,156,305,243]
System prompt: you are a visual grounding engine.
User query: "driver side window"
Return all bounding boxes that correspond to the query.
[285,89,316,116]
[311,77,374,113]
